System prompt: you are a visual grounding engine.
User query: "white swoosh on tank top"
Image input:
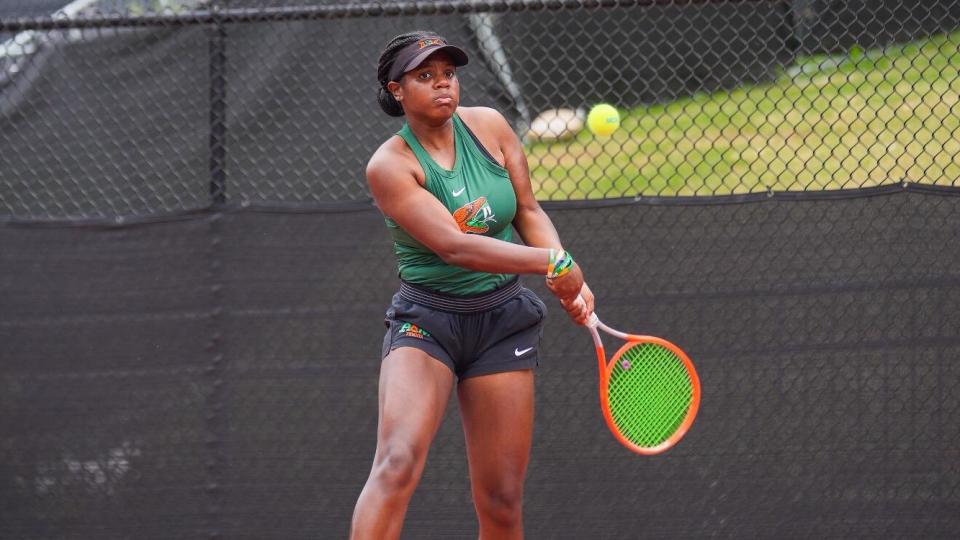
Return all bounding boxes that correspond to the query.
[452,187,466,196]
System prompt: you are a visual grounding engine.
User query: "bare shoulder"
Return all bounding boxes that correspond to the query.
[458,106,511,136]
[366,135,422,186]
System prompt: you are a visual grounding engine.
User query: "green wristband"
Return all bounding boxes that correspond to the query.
[547,249,574,279]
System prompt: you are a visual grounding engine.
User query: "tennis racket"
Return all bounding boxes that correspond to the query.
[581,308,701,455]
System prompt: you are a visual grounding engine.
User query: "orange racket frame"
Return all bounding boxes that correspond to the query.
[586,313,702,455]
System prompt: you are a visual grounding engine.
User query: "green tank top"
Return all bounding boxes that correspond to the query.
[385,112,517,295]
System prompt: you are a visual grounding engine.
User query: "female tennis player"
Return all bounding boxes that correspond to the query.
[350,31,594,540]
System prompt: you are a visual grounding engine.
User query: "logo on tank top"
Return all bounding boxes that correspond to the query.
[398,322,430,339]
[453,196,497,234]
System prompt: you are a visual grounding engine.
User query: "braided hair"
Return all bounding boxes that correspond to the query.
[376,31,438,117]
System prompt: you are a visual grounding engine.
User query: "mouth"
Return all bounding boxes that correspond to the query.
[434,95,454,104]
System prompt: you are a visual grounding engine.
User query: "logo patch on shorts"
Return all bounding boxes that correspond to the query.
[398,322,430,339]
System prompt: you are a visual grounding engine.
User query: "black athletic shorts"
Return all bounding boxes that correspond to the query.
[381,277,548,380]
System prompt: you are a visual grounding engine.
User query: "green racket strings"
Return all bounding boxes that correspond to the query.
[607,343,694,448]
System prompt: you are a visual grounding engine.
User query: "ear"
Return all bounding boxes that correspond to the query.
[386,81,402,101]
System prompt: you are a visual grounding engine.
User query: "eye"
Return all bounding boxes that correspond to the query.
[445,69,456,78]
[418,71,432,80]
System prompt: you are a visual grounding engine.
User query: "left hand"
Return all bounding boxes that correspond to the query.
[548,280,594,326]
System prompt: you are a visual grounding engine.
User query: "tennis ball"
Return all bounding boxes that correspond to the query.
[586,103,620,136]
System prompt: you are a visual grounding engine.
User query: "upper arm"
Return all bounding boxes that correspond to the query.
[366,147,465,260]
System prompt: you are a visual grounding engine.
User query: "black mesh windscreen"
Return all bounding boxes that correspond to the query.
[3,191,960,538]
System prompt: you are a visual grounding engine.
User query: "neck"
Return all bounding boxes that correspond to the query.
[406,113,455,151]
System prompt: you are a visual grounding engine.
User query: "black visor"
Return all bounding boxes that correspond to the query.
[387,37,469,82]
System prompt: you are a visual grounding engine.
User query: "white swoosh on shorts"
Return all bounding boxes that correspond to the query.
[514,347,534,357]
[452,187,466,196]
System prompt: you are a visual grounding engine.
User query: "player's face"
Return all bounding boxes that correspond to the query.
[394,51,460,120]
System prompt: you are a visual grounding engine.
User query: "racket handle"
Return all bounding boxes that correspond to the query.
[574,295,600,328]
[586,312,600,329]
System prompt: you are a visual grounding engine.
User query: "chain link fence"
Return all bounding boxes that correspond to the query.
[2,0,959,220]
[2,1,960,539]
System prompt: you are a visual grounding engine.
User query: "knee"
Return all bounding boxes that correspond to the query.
[475,482,524,527]
[370,445,422,495]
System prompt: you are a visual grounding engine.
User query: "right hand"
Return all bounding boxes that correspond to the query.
[558,281,594,326]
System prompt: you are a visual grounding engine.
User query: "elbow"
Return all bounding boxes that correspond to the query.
[434,236,469,267]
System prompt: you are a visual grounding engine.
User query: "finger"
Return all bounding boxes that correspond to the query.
[570,301,588,325]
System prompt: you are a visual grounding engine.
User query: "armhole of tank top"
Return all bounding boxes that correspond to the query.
[394,132,436,191]
[459,116,507,170]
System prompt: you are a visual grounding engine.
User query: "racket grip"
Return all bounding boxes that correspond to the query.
[574,295,600,328]
[586,312,600,329]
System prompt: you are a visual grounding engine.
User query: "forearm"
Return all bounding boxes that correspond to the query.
[515,204,590,311]
[511,205,564,250]
[442,234,550,275]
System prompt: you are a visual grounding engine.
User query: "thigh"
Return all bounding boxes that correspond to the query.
[376,347,456,455]
[457,370,535,486]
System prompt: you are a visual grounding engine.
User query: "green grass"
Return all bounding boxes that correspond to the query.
[526,31,960,199]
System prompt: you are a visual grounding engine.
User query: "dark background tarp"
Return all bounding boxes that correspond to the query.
[792,0,960,53]
[496,1,795,112]
[0,13,507,216]
[501,0,960,111]
[3,188,959,538]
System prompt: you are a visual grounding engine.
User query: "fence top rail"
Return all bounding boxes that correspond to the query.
[0,0,766,31]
